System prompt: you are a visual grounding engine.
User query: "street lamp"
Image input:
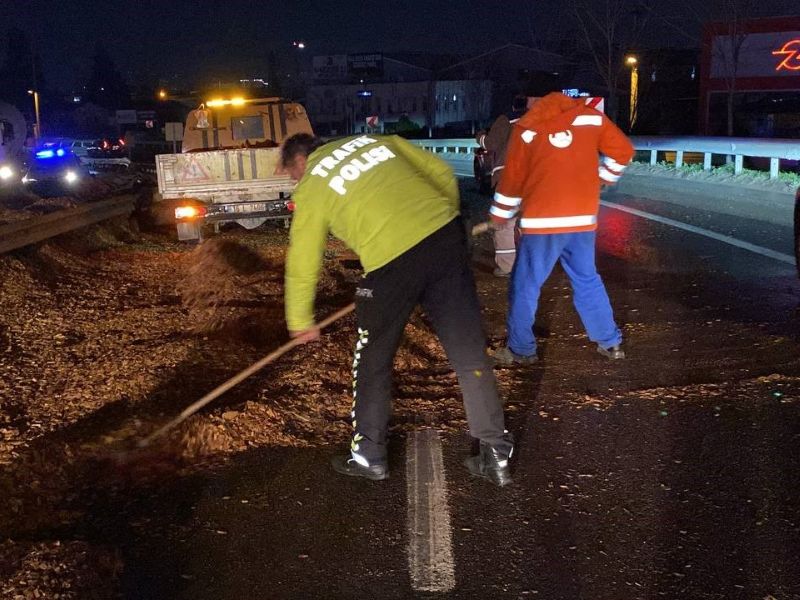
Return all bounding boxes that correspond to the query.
[625,55,638,131]
[158,89,168,100]
[27,90,41,141]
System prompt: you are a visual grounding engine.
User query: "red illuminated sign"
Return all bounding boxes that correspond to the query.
[772,39,800,71]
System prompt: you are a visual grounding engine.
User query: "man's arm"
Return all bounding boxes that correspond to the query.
[598,116,635,185]
[489,128,528,224]
[284,187,330,336]
[479,115,512,153]
[390,136,459,210]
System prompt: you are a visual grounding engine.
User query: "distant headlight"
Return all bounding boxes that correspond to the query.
[64,170,79,184]
[0,166,13,180]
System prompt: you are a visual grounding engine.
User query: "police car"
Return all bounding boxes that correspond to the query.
[22,144,87,194]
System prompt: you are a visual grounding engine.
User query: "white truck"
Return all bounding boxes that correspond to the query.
[154,97,314,240]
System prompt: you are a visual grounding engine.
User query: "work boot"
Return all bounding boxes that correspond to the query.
[331,454,388,481]
[492,267,511,278]
[493,346,537,366]
[597,343,626,360]
[464,441,513,487]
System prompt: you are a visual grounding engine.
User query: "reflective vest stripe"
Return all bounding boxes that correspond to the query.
[603,156,626,172]
[519,215,597,229]
[599,166,620,182]
[491,205,518,219]
[493,192,522,207]
[572,115,603,126]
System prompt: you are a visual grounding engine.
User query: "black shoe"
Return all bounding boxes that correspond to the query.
[464,441,513,487]
[331,454,389,481]
[494,346,537,366]
[597,343,625,359]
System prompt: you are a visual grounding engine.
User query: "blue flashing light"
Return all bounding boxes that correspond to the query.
[356,90,372,97]
[35,149,55,159]
[56,148,65,157]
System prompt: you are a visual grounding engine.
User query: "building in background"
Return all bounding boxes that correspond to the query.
[700,16,800,136]
[437,44,566,117]
[306,45,566,137]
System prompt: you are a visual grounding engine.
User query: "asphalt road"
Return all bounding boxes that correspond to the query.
[83,176,800,599]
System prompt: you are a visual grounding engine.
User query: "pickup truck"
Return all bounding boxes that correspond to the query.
[154,97,313,240]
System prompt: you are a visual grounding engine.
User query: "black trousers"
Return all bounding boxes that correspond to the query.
[350,218,511,465]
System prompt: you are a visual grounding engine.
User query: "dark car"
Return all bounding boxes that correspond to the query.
[473,146,495,195]
[22,145,88,195]
[86,137,128,159]
[795,186,800,278]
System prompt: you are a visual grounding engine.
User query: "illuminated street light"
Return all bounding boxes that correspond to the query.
[158,89,168,100]
[625,55,639,130]
[292,40,306,49]
[27,89,41,141]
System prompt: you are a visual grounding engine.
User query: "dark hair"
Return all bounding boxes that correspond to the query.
[281,133,325,167]
[512,95,528,113]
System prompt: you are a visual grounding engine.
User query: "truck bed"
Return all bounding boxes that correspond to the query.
[156,148,294,201]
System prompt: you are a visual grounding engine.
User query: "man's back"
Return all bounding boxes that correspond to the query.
[286,134,460,330]
[493,93,634,235]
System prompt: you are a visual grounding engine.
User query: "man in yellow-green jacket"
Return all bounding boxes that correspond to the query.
[282,133,514,486]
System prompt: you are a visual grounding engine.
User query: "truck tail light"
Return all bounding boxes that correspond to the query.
[175,205,207,220]
[286,201,296,212]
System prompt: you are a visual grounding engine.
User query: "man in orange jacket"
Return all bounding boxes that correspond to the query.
[490,92,634,364]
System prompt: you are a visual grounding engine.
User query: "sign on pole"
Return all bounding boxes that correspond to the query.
[165,122,184,153]
[366,115,380,130]
[115,109,137,125]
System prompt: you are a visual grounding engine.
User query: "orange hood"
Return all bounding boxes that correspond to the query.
[517,93,585,133]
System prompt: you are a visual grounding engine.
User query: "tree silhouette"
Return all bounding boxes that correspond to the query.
[86,42,130,109]
[0,28,43,111]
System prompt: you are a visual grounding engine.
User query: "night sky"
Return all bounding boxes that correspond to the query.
[3,0,798,91]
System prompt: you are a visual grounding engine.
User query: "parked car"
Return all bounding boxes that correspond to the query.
[795,186,799,279]
[67,139,96,158]
[473,145,494,195]
[86,137,128,159]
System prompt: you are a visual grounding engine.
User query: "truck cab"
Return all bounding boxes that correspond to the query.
[182,97,312,152]
[155,96,313,240]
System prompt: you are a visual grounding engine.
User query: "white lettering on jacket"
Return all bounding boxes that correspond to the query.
[309,136,377,178]
[325,145,397,196]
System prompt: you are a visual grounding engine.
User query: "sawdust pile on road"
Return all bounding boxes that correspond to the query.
[0,221,468,596]
[176,238,275,333]
[0,540,121,600]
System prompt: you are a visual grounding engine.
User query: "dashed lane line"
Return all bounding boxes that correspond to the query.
[406,429,456,593]
[600,200,795,265]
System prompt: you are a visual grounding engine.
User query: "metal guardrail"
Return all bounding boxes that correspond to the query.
[411,136,800,179]
[0,195,135,254]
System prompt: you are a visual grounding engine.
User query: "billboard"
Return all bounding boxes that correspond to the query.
[711,31,800,78]
[348,53,384,78]
[699,16,800,132]
[313,55,348,81]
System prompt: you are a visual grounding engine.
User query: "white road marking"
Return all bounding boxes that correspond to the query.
[406,429,456,592]
[601,200,795,265]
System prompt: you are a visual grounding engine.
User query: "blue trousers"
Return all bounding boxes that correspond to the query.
[508,231,621,356]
